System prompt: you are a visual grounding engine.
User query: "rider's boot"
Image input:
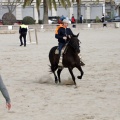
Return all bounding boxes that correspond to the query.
[58,49,64,68]
[58,56,63,67]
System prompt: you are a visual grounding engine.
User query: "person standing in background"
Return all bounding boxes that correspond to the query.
[101,14,105,23]
[0,75,11,110]
[71,14,76,24]
[80,15,83,23]
[19,22,28,47]
[60,15,66,21]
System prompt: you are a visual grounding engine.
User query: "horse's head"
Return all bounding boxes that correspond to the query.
[68,33,80,53]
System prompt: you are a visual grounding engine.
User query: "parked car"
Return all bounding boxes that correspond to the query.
[48,19,53,24]
[48,16,59,24]
[108,16,120,22]
[105,15,111,21]
[48,16,71,24]
[67,19,71,24]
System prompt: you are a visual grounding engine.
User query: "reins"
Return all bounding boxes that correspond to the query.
[63,37,71,54]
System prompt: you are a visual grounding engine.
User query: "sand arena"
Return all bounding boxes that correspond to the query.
[0,27,120,120]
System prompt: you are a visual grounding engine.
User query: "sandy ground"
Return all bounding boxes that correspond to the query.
[0,27,120,120]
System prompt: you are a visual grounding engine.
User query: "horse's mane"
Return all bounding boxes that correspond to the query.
[67,35,80,53]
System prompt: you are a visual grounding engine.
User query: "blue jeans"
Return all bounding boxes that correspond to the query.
[58,43,66,55]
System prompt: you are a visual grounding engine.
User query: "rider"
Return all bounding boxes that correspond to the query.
[55,19,75,55]
[55,19,85,66]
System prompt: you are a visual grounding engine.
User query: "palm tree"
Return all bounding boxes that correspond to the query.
[36,0,41,23]
[58,0,71,8]
[72,0,81,22]
[24,0,57,24]
[23,0,71,24]
[43,0,72,23]
[43,0,48,24]
[77,0,81,22]
[23,0,41,23]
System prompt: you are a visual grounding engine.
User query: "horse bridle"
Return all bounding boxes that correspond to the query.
[67,37,80,53]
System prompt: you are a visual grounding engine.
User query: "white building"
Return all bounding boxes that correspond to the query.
[0,0,105,23]
[115,0,120,16]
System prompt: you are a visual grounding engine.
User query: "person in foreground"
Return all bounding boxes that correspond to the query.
[0,75,11,110]
[55,19,85,67]
[19,22,28,47]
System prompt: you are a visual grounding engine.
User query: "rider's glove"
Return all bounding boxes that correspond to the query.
[63,36,67,40]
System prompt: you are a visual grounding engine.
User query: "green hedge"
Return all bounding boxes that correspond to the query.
[2,12,16,25]
[95,16,101,23]
[22,16,35,24]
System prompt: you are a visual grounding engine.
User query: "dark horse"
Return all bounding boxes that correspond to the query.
[49,34,84,86]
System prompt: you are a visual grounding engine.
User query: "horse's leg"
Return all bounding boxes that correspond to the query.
[68,67,76,86]
[53,72,58,84]
[57,68,63,83]
[76,65,84,79]
[51,65,58,84]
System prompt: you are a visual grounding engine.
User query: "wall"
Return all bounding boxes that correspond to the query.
[0,1,105,22]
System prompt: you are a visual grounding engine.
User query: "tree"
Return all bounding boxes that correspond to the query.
[46,0,71,24]
[5,0,23,13]
[24,0,41,23]
[77,0,81,22]
[58,0,71,8]
[24,0,71,24]
[72,0,81,22]
[43,0,48,23]
[2,0,23,25]
[24,0,57,24]
[36,0,41,23]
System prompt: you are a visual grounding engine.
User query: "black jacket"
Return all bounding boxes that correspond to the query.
[55,27,74,43]
[19,24,27,34]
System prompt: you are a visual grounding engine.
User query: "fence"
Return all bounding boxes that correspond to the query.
[0,23,118,32]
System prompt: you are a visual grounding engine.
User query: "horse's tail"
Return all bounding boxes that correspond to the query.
[48,64,58,74]
[49,46,58,74]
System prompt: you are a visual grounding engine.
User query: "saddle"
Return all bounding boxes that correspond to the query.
[55,44,68,55]
[55,44,85,67]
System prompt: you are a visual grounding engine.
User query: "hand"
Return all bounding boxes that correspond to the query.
[68,35,71,38]
[63,36,67,40]
[6,103,11,110]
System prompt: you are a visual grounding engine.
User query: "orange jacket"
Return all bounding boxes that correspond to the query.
[55,24,66,34]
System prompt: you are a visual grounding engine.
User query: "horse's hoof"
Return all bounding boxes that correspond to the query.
[59,82,61,85]
[74,85,77,89]
[77,76,82,79]
[55,80,58,84]
[80,61,85,66]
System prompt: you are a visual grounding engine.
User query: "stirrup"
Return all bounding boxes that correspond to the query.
[58,61,63,69]
[58,66,63,69]
[58,62,63,67]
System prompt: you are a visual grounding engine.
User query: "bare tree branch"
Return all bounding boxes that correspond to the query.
[5,0,23,13]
